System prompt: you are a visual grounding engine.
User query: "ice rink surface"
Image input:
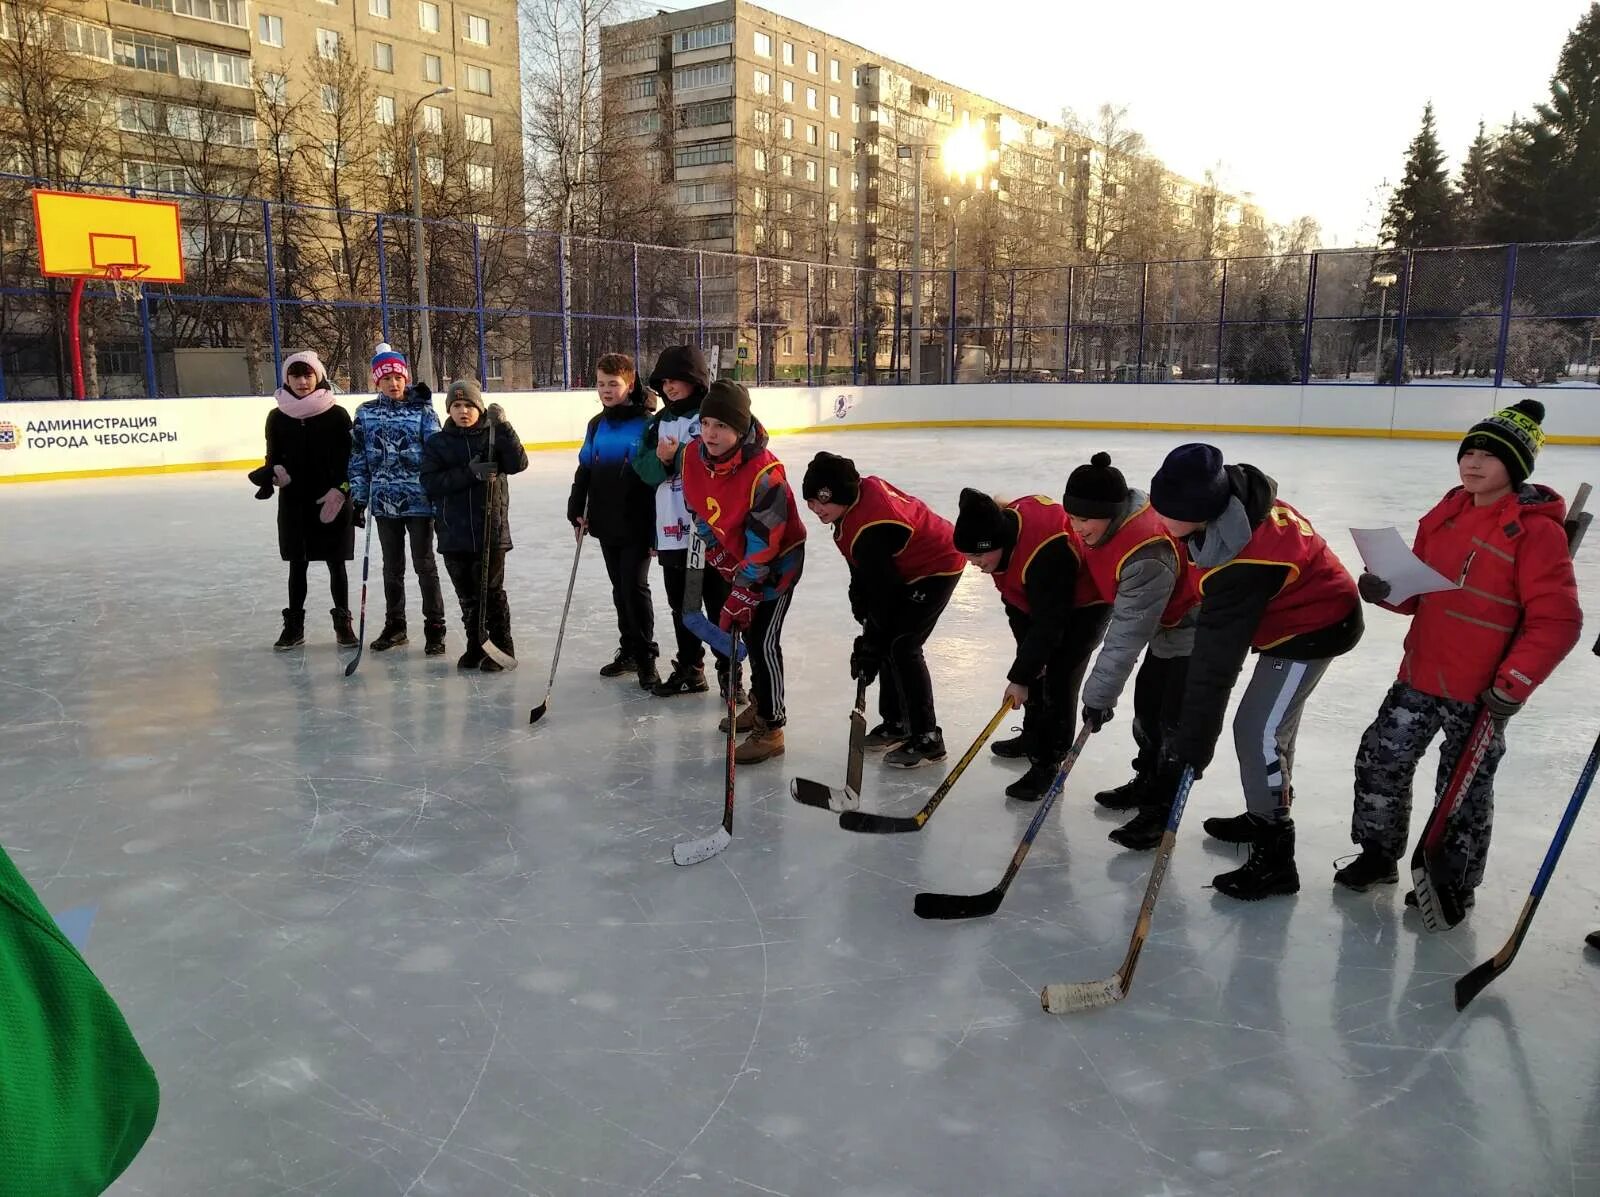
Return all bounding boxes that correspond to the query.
[4,426,1600,1197]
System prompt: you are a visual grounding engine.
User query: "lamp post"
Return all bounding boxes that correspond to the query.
[409,85,454,387]
[1372,270,1398,383]
[896,143,937,384]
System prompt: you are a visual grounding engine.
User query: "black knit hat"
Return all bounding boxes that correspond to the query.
[700,379,752,436]
[951,488,1013,553]
[1150,443,1230,523]
[802,452,860,505]
[1459,398,1546,486]
[1063,451,1129,519]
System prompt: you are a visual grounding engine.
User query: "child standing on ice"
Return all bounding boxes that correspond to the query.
[681,381,806,764]
[348,344,448,656]
[420,379,528,671]
[250,350,357,650]
[1336,400,1582,910]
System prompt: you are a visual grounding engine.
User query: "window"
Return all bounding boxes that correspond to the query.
[425,155,443,183]
[782,191,792,211]
[423,53,441,82]
[829,95,840,118]
[699,216,733,240]
[828,165,838,186]
[622,76,655,100]
[851,171,859,190]
[673,62,730,89]
[673,21,730,52]
[780,41,793,65]
[830,58,840,81]
[851,68,861,86]
[805,124,816,145]
[124,159,188,191]
[256,12,283,43]
[682,99,733,127]
[376,94,395,124]
[320,84,339,112]
[806,50,817,73]
[753,30,770,56]
[626,110,661,135]
[753,149,766,171]
[828,130,839,151]
[752,186,765,209]
[827,200,838,221]
[323,139,348,171]
[418,0,438,31]
[618,40,656,63]
[373,41,393,71]
[804,160,816,182]
[752,69,770,95]
[780,153,791,176]
[465,14,488,43]
[113,31,174,73]
[179,43,251,85]
[780,116,792,138]
[779,229,791,249]
[750,108,769,133]
[674,140,733,168]
[117,97,254,144]
[780,79,793,103]
[753,223,764,244]
[806,87,817,110]
[852,103,860,122]
[135,0,247,25]
[486,357,504,381]
[263,71,287,104]
[464,64,491,94]
[422,104,442,133]
[467,163,493,190]
[465,113,492,143]
[783,334,794,355]
[677,180,732,204]
[369,0,390,14]
[315,27,338,57]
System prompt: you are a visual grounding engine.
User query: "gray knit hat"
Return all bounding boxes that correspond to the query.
[445,376,485,414]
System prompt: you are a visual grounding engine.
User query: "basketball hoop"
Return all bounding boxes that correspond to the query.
[104,263,150,309]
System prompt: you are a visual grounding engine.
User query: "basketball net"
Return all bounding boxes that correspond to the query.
[104,263,149,308]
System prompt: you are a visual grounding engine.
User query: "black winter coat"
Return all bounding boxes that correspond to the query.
[567,378,656,545]
[262,403,355,562]
[420,412,529,554]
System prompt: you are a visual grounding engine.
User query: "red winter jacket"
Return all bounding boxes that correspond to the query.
[1384,484,1582,703]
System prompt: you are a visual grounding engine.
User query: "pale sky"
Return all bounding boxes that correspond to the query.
[713,0,1593,247]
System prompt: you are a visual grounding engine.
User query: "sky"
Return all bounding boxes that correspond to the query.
[687,0,1594,247]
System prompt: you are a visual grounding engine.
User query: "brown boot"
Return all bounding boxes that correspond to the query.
[718,704,762,734]
[735,721,785,765]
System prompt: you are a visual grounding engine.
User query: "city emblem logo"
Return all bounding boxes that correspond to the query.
[0,421,18,451]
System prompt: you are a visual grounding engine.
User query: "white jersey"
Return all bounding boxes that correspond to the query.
[652,407,701,551]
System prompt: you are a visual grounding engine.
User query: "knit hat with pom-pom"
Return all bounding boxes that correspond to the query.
[370,342,410,387]
[1062,451,1129,519]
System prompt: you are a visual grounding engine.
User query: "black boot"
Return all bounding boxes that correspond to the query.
[372,618,408,651]
[652,662,708,697]
[885,730,947,769]
[1333,847,1399,892]
[274,608,305,650]
[863,722,909,751]
[716,665,748,706]
[1404,888,1475,911]
[479,635,514,672]
[990,728,1029,759]
[1005,758,1061,802]
[1108,803,1170,851]
[1586,930,1600,951]
[636,650,661,691]
[1213,820,1300,900]
[1094,776,1148,811]
[423,619,447,656]
[600,647,637,678]
[457,644,485,669]
[331,608,358,647]
[1203,811,1270,844]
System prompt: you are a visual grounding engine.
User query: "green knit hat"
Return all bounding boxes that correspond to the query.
[1459,398,1546,485]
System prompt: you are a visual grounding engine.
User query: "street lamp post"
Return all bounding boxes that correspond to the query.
[409,85,454,387]
[1372,270,1398,383]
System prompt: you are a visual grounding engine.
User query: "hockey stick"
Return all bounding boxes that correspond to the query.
[1455,720,1600,1010]
[914,723,1093,920]
[680,533,749,663]
[673,628,742,866]
[343,514,374,677]
[528,534,585,724]
[790,677,869,813]
[1041,766,1195,1013]
[475,412,516,671]
[1413,481,1591,930]
[837,700,1011,835]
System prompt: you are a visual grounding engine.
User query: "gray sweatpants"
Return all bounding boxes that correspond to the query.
[1232,654,1332,820]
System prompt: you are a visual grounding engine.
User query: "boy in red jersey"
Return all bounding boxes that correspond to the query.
[1149,444,1363,900]
[680,381,807,764]
[1336,400,1581,910]
[801,452,966,768]
[951,488,1109,801]
[1060,452,1199,851]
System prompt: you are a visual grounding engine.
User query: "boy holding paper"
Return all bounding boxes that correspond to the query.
[1336,399,1583,900]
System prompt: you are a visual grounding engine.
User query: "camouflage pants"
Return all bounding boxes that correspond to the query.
[1351,681,1506,890]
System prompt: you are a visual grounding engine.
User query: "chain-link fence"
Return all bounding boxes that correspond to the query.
[6,173,1600,398]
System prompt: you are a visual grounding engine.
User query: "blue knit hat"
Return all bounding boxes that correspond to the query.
[371,342,410,387]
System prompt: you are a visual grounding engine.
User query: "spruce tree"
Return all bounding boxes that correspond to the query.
[1455,122,1496,243]
[1382,102,1458,248]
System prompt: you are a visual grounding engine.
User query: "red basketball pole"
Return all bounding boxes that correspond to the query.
[67,275,87,400]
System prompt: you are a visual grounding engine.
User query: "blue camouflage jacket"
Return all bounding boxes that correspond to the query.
[348,384,439,518]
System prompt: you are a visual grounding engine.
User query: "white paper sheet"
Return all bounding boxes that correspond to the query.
[1349,526,1459,606]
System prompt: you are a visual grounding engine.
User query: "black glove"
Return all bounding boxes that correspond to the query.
[850,635,881,683]
[486,402,506,422]
[1479,686,1522,720]
[247,464,274,500]
[1081,705,1113,733]
[1357,572,1391,605]
[351,503,367,529]
[470,459,499,481]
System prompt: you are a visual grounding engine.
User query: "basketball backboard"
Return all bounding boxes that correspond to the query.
[32,190,185,284]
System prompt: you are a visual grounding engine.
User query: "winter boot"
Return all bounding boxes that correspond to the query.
[1404,888,1475,911]
[735,721,785,765]
[1005,758,1061,802]
[331,608,358,647]
[600,648,638,679]
[653,663,709,697]
[863,722,909,751]
[457,643,486,670]
[423,619,447,656]
[1094,776,1148,811]
[990,728,1029,759]
[719,703,762,734]
[1586,930,1600,951]
[885,730,947,769]
[1333,847,1400,893]
[371,618,408,652]
[1108,803,1170,851]
[1212,820,1300,901]
[716,668,748,707]
[1203,810,1271,844]
[636,652,661,691]
[274,608,305,650]
[479,636,515,673]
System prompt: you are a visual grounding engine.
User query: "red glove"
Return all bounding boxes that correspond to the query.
[719,582,759,632]
[704,540,738,581]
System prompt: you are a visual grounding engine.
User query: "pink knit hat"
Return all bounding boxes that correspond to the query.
[282,350,327,385]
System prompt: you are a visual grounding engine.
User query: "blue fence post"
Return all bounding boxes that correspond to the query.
[753,259,762,383]
[136,284,157,398]
[1134,263,1148,381]
[892,270,904,385]
[850,267,860,386]
[376,214,390,343]
[946,265,957,383]
[1062,266,1073,383]
[1004,269,1017,383]
[1493,244,1518,389]
[1215,258,1227,384]
[472,223,488,385]
[1390,249,1411,387]
[1299,252,1318,385]
[557,234,572,389]
[695,250,706,350]
[631,244,642,368]
[263,200,283,384]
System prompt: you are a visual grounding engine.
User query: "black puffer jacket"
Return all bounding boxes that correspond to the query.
[420,410,529,554]
[567,377,657,544]
[262,403,355,563]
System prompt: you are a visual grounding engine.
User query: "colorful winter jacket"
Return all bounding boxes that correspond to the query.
[1383,484,1582,702]
[682,418,806,599]
[348,383,440,518]
[632,345,711,552]
[567,377,656,544]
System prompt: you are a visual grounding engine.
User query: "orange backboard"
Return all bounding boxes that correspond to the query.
[32,189,185,284]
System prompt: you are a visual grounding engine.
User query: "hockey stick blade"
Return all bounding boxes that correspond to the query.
[790,777,857,812]
[672,826,731,866]
[529,536,585,724]
[1041,977,1125,1013]
[343,646,364,678]
[479,640,518,671]
[1454,943,1516,1011]
[914,886,1003,920]
[344,516,374,677]
[837,701,1011,836]
[528,699,550,724]
[682,611,749,662]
